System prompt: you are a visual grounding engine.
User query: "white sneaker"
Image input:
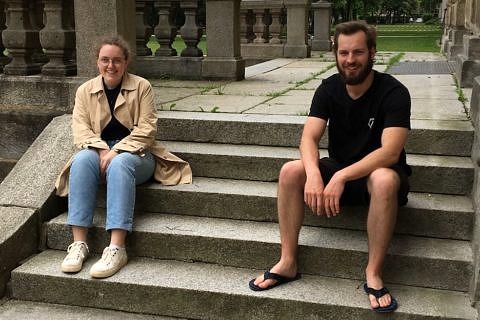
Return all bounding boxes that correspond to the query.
[89,247,128,278]
[61,241,89,273]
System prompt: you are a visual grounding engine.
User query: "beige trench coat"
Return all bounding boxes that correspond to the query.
[55,73,192,196]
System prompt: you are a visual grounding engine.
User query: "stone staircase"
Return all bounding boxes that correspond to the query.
[3,107,479,318]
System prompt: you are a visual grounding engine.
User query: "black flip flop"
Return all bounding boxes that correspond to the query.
[363,283,398,313]
[249,271,301,291]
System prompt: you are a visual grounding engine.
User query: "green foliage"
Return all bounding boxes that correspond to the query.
[375,24,441,52]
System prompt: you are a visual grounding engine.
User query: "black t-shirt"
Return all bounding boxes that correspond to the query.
[309,70,411,175]
[101,80,131,142]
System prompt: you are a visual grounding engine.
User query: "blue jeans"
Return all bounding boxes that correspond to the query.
[67,141,155,232]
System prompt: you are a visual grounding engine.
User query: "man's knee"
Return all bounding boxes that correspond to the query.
[367,168,400,197]
[279,160,306,188]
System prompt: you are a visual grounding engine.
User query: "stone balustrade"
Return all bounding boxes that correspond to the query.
[240,0,311,61]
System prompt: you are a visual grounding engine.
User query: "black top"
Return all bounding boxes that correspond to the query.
[101,79,131,142]
[309,70,411,175]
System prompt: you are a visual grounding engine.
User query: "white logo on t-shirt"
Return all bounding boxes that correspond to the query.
[368,118,375,128]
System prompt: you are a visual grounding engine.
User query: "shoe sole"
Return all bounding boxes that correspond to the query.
[61,264,83,273]
[89,259,127,278]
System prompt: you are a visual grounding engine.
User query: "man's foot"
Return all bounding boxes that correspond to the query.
[249,271,301,291]
[249,262,298,291]
[363,284,398,313]
[89,247,127,278]
[365,275,392,309]
[61,241,89,273]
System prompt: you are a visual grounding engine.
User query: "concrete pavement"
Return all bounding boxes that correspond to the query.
[150,52,470,123]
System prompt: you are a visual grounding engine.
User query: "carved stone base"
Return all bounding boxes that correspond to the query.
[202,56,245,80]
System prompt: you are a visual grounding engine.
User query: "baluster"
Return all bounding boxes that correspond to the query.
[240,8,248,44]
[39,0,76,76]
[136,0,152,56]
[0,0,11,73]
[252,9,265,43]
[154,0,177,56]
[30,0,48,64]
[270,7,282,44]
[2,0,42,75]
[179,0,202,57]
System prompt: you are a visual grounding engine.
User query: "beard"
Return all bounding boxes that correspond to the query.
[337,55,374,85]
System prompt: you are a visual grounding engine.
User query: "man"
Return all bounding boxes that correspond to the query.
[249,21,411,314]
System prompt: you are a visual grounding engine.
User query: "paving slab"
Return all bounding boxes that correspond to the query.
[400,52,447,62]
[393,74,455,86]
[149,79,227,88]
[153,86,201,106]
[163,94,267,113]
[246,90,314,115]
[406,85,459,100]
[411,98,467,120]
[245,58,296,78]
[202,77,292,96]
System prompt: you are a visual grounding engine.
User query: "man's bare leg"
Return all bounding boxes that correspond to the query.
[252,160,306,289]
[365,168,400,308]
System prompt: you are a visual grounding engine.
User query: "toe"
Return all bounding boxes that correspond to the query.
[378,294,391,308]
[368,294,380,309]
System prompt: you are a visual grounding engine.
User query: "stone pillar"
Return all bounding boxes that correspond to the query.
[284,0,311,58]
[252,9,265,44]
[2,0,42,75]
[179,0,203,57]
[469,75,480,303]
[74,0,136,78]
[455,34,480,87]
[136,0,152,56]
[39,0,76,76]
[202,0,245,80]
[154,1,177,56]
[269,7,282,44]
[0,0,11,73]
[311,1,331,51]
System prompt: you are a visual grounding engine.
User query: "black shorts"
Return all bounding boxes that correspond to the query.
[318,157,410,206]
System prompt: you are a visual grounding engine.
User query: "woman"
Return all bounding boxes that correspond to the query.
[55,35,192,278]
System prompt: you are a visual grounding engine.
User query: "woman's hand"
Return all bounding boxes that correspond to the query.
[97,149,118,181]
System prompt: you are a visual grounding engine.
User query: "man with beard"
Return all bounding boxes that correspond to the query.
[248,21,411,314]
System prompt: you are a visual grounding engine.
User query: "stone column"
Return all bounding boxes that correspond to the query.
[284,0,311,58]
[202,0,245,80]
[154,1,177,56]
[269,7,282,44]
[446,0,467,60]
[179,0,203,57]
[311,1,331,51]
[2,0,42,75]
[0,0,11,73]
[469,75,480,303]
[455,34,480,87]
[39,0,76,76]
[252,9,265,44]
[136,0,152,56]
[74,0,136,78]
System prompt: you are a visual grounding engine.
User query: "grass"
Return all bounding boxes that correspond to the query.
[374,23,442,52]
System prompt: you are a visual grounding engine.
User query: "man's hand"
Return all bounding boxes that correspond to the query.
[304,173,325,216]
[323,172,346,217]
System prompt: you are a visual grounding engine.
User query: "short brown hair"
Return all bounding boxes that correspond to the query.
[94,35,132,62]
[332,21,377,53]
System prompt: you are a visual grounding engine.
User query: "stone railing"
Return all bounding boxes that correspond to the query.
[0,0,75,77]
[0,0,245,112]
[240,0,311,61]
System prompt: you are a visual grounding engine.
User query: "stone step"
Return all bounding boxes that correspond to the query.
[156,111,474,156]
[161,141,474,195]
[0,300,182,320]
[46,212,472,291]
[130,177,473,241]
[11,250,477,320]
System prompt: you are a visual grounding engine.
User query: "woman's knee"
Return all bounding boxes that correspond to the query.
[71,149,99,169]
